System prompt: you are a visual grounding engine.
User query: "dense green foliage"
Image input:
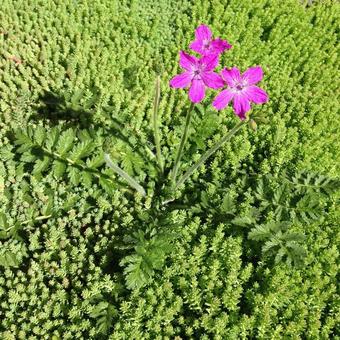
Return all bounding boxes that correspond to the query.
[0,0,339,338]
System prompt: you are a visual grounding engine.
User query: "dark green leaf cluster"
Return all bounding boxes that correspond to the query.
[248,221,307,266]
[89,300,117,336]
[255,171,340,223]
[13,126,118,193]
[120,230,174,290]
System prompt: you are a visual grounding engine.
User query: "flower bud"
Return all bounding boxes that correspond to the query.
[249,119,257,131]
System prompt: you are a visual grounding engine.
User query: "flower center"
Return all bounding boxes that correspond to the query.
[203,39,210,49]
[192,66,202,79]
[234,80,247,91]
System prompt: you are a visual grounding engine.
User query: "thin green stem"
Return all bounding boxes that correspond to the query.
[152,76,163,173]
[21,215,53,226]
[104,153,146,197]
[175,120,246,189]
[171,102,195,184]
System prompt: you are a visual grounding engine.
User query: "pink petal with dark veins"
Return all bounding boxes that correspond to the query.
[179,51,198,71]
[242,66,263,85]
[221,67,242,87]
[169,72,192,88]
[232,93,251,119]
[195,24,212,41]
[245,85,269,104]
[202,72,224,89]
[189,79,206,103]
[213,89,234,110]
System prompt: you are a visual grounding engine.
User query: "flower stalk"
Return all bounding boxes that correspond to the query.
[171,102,195,184]
[152,75,164,174]
[104,153,146,197]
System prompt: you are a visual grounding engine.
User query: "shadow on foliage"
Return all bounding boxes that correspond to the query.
[31,91,94,128]
[31,90,154,165]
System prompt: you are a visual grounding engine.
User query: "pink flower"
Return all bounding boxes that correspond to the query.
[213,66,269,120]
[170,51,224,103]
[190,24,232,57]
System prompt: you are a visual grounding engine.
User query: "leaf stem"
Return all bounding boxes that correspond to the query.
[21,214,52,226]
[104,153,146,197]
[175,120,246,188]
[152,76,163,174]
[171,102,195,184]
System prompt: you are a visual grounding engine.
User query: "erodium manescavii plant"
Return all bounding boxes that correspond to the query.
[169,25,268,192]
[104,24,269,200]
[3,3,340,335]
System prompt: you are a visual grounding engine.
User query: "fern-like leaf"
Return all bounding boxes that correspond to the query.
[52,160,67,178]
[249,221,306,267]
[90,301,117,335]
[68,140,96,162]
[120,230,173,290]
[55,128,75,156]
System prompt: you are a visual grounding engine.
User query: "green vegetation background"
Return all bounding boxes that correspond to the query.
[0,0,339,338]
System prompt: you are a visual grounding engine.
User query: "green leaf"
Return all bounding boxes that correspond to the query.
[0,231,8,239]
[249,220,306,267]
[122,255,148,290]
[191,110,220,149]
[120,231,173,290]
[86,153,105,169]
[43,196,54,216]
[20,151,37,163]
[0,212,9,230]
[68,140,96,162]
[14,129,34,152]
[62,195,78,211]
[52,160,66,178]
[82,171,93,188]
[248,224,273,241]
[68,167,80,185]
[45,127,60,151]
[34,126,46,145]
[120,149,144,175]
[220,193,236,214]
[99,177,116,194]
[262,239,280,255]
[231,216,255,227]
[104,153,146,196]
[56,129,76,156]
[33,156,50,175]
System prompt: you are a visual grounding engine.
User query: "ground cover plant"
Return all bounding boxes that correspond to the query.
[0,0,339,338]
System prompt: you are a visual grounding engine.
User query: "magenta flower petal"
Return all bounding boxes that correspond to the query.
[221,67,241,87]
[213,65,268,119]
[170,43,223,102]
[190,25,232,57]
[213,89,234,110]
[233,94,251,120]
[246,85,269,104]
[179,51,197,71]
[189,79,205,103]
[195,24,212,41]
[202,72,224,89]
[189,40,204,54]
[211,38,232,53]
[243,66,263,85]
[201,54,219,72]
[169,72,192,88]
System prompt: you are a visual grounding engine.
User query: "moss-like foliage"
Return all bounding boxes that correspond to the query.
[0,0,339,338]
